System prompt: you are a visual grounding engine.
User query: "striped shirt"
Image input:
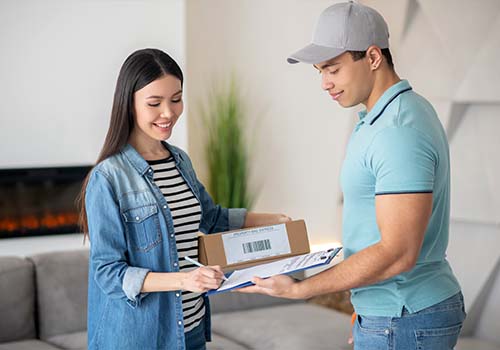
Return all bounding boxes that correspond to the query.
[148,156,205,333]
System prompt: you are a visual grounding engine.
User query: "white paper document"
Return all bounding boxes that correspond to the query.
[222,223,291,265]
[209,247,342,295]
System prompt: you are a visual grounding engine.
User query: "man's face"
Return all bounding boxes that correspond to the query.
[314,52,374,108]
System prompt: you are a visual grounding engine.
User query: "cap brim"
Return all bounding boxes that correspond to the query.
[287,43,346,64]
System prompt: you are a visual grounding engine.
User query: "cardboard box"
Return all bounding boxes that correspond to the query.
[198,219,310,271]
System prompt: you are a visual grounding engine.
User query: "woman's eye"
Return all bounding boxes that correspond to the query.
[330,69,339,75]
[172,98,182,103]
[148,103,160,107]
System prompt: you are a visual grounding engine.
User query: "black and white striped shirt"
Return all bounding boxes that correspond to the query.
[148,156,205,333]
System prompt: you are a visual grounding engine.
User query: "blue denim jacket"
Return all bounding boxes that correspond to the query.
[85,142,246,350]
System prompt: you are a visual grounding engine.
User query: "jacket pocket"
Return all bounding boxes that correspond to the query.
[123,204,162,252]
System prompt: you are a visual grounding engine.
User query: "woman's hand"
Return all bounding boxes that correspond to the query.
[181,266,225,293]
[243,212,292,228]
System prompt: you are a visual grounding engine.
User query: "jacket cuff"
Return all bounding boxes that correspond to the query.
[228,208,247,230]
[123,266,150,308]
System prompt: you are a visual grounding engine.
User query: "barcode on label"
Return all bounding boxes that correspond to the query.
[242,239,272,254]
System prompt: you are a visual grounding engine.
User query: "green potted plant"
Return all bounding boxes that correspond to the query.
[201,78,254,209]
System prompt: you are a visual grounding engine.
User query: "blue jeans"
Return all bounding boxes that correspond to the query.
[353,292,466,350]
[185,318,207,350]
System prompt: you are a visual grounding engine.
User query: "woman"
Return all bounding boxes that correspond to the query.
[78,48,290,350]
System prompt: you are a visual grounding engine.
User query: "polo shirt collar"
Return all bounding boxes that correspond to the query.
[358,80,413,125]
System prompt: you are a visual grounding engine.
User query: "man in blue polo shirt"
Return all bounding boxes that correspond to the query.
[238,1,465,348]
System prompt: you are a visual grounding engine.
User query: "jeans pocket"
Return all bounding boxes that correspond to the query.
[357,315,390,334]
[354,315,390,350]
[415,322,462,350]
[123,204,162,252]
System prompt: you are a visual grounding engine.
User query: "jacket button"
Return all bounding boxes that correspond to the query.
[170,234,174,238]
[178,321,182,325]
[135,216,140,221]
[163,205,167,209]
[174,262,178,267]
[176,293,180,297]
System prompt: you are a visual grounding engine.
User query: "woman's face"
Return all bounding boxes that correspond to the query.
[132,74,183,144]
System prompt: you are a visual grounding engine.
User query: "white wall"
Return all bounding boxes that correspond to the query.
[0,0,187,255]
[0,0,187,169]
[186,0,355,247]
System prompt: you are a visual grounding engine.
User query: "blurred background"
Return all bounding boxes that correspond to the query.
[0,0,499,348]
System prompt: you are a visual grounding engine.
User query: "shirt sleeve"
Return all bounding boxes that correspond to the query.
[366,127,437,195]
[86,170,150,308]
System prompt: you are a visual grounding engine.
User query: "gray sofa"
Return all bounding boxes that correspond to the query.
[0,249,352,350]
[1,249,497,350]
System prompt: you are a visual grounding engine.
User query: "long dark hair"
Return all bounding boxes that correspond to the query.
[77,48,183,235]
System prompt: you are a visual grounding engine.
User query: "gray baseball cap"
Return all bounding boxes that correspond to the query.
[287,1,389,64]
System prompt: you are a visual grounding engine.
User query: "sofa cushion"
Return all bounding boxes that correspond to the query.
[211,303,353,350]
[209,291,298,314]
[0,339,61,350]
[0,256,36,343]
[29,249,89,340]
[208,333,249,350]
[46,331,87,350]
[456,337,500,350]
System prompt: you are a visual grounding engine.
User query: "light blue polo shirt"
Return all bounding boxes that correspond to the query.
[340,80,461,317]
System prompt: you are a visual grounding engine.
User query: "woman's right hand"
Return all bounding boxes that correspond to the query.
[181,266,225,293]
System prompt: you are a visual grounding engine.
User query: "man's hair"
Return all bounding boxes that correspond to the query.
[348,48,394,69]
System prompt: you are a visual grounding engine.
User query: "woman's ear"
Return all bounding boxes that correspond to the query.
[366,46,383,71]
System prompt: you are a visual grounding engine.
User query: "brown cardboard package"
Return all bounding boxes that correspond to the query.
[198,219,310,271]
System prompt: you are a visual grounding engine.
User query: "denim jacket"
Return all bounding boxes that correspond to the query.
[85,142,246,350]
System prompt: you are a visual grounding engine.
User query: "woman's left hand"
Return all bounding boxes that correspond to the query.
[243,212,292,228]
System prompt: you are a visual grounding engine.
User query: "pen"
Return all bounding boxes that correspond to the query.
[184,256,228,281]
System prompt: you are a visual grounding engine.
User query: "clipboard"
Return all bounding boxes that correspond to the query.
[207,247,342,295]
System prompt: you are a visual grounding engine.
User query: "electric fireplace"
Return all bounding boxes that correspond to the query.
[0,166,92,239]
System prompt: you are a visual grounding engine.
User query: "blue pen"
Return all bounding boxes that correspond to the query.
[184,256,228,281]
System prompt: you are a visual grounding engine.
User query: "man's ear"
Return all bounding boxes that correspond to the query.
[366,45,383,71]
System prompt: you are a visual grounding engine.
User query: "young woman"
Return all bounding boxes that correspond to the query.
[78,48,290,350]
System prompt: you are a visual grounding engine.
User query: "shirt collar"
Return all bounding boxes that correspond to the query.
[122,141,184,177]
[358,80,413,125]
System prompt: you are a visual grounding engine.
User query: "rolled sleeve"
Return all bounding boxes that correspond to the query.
[228,208,247,230]
[123,267,150,307]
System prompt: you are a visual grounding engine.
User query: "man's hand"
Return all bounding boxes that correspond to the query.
[235,275,303,299]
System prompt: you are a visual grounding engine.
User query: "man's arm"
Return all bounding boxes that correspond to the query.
[238,192,432,299]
